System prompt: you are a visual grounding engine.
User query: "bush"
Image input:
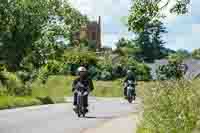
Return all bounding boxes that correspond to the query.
[0,96,42,110]
[1,71,31,96]
[192,48,200,59]
[36,96,54,104]
[100,71,112,81]
[137,80,200,133]
[156,61,187,80]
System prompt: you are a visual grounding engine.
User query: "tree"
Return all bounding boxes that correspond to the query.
[114,38,141,59]
[192,48,200,59]
[128,0,190,33]
[0,0,87,72]
[128,0,190,62]
[175,49,191,59]
[135,20,167,62]
[0,0,50,70]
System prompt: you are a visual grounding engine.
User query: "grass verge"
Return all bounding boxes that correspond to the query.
[0,75,124,110]
[31,75,124,97]
[0,96,42,110]
[137,79,200,133]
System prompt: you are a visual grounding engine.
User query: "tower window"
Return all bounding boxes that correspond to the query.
[92,32,96,40]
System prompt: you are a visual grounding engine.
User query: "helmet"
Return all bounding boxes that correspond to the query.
[77,66,87,72]
[127,70,132,74]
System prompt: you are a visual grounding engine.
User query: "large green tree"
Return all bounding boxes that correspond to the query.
[128,0,190,33]
[134,20,167,62]
[0,0,87,71]
[128,0,190,62]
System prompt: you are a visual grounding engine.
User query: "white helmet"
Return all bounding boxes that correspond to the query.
[77,66,87,72]
[127,70,132,74]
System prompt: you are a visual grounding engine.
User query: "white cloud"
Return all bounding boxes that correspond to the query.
[192,24,200,33]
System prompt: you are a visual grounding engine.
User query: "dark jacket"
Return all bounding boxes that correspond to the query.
[72,77,94,92]
[124,73,136,83]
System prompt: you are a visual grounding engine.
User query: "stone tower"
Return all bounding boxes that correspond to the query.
[75,16,102,51]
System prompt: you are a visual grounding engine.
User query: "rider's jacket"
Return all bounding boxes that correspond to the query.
[124,74,136,83]
[72,77,94,92]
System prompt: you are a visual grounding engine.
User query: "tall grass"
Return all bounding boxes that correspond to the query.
[137,79,200,133]
[92,79,123,97]
[0,96,42,110]
[31,76,76,102]
[31,75,124,98]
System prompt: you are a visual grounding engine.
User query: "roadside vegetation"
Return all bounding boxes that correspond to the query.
[137,79,200,133]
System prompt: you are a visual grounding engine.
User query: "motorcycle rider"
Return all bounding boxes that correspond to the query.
[123,70,136,98]
[72,66,94,113]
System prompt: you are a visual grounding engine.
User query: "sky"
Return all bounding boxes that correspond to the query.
[69,0,200,51]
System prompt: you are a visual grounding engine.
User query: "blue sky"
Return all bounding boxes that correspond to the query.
[70,0,200,51]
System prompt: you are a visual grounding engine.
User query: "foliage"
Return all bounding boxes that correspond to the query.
[114,38,141,59]
[0,71,31,96]
[170,0,190,15]
[36,96,54,104]
[137,80,200,133]
[128,0,161,33]
[63,49,98,75]
[156,61,187,80]
[134,20,167,62]
[128,0,190,33]
[0,0,50,70]
[0,0,87,71]
[128,0,190,62]
[0,96,42,110]
[170,49,191,60]
[96,56,151,81]
[192,48,200,59]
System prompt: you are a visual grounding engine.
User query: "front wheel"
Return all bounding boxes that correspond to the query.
[78,113,81,117]
[82,113,86,117]
[128,97,133,103]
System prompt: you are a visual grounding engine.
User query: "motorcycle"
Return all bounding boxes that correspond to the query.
[126,80,136,103]
[74,85,89,118]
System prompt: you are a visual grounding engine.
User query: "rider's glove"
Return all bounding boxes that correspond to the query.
[84,91,89,95]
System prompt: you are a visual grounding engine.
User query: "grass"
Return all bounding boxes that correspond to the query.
[92,79,123,97]
[137,79,200,133]
[31,75,124,98]
[31,76,75,100]
[0,75,125,110]
[0,96,42,110]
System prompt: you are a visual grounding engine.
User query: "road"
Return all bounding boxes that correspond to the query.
[0,97,141,133]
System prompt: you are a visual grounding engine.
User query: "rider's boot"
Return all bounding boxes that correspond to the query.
[73,105,77,112]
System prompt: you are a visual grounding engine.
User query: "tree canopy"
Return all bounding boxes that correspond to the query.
[0,0,88,71]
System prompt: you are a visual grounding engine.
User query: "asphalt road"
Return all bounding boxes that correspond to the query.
[0,97,140,133]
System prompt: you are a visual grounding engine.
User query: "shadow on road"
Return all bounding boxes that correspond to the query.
[85,116,116,120]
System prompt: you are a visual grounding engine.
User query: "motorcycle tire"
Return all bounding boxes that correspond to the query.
[128,97,133,103]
